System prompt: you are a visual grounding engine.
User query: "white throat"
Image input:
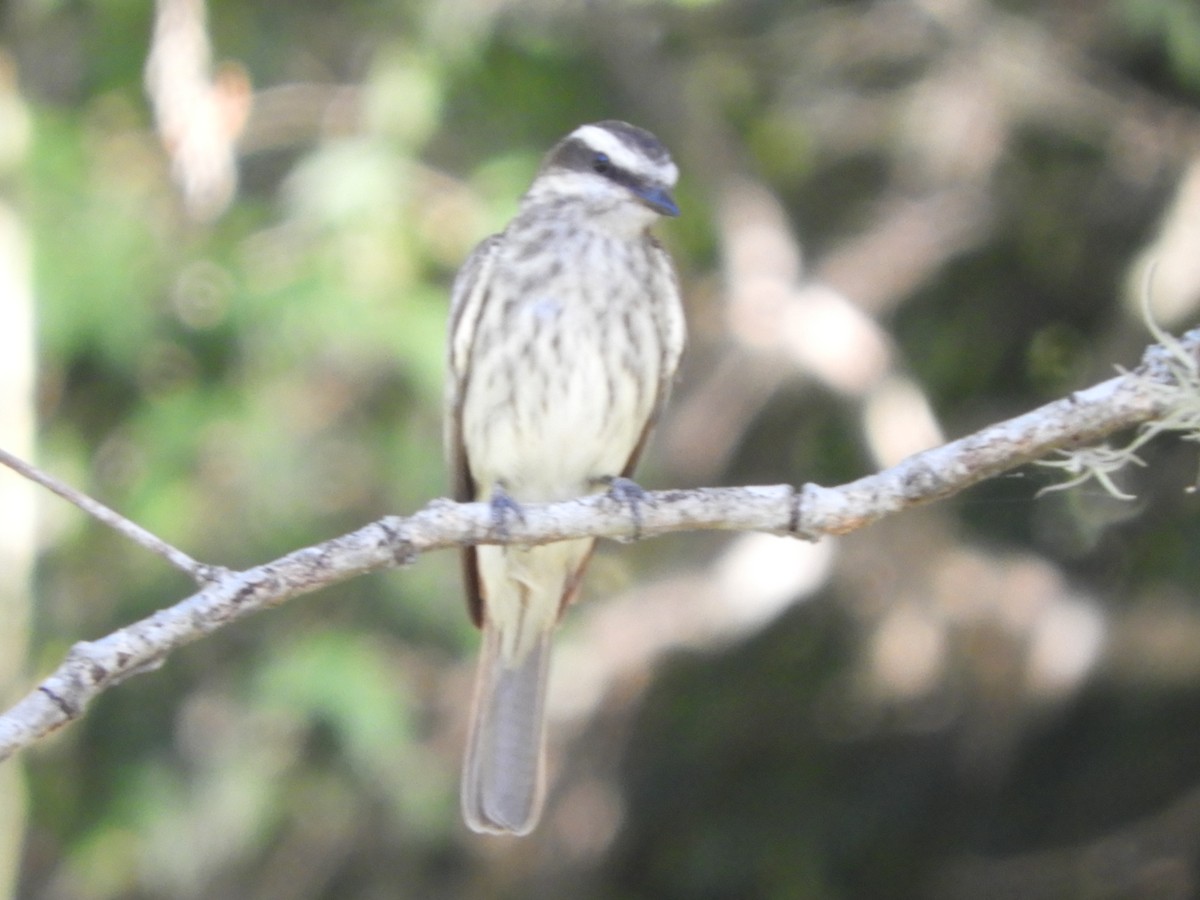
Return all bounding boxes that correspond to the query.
[523,172,660,239]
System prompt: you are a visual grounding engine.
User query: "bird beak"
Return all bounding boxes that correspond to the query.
[635,185,680,217]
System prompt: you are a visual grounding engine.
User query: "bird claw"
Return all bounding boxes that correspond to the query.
[489,484,526,540]
[599,476,651,542]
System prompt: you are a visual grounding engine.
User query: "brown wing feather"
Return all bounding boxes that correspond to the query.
[556,542,596,620]
[445,235,503,628]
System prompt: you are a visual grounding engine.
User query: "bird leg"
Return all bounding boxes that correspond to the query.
[596,475,650,542]
[488,482,526,542]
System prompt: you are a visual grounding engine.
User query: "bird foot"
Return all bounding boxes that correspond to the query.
[598,475,651,542]
[489,484,526,541]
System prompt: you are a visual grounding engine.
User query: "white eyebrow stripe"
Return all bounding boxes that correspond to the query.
[570,124,678,186]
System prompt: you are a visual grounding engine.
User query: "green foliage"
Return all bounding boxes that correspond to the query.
[1117,0,1200,92]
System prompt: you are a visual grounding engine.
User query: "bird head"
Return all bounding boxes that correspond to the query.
[524,120,680,234]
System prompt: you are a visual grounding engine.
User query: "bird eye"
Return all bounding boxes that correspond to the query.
[592,152,612,174]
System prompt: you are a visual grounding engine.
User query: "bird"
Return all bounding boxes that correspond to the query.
[444,120,686,835]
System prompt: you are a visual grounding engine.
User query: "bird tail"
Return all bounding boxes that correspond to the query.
[461,615,553,835]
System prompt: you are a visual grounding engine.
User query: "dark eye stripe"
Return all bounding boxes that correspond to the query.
[548,138,645,191]
[550,137,610,174]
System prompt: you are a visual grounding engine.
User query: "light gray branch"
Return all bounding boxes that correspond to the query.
[0,447,214,583]
[0,333,1194,762]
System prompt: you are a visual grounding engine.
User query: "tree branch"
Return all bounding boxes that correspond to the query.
[0,332,1194,762]
[0,447,216,583]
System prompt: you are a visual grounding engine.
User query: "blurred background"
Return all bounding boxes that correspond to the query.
[4,0,1200,897]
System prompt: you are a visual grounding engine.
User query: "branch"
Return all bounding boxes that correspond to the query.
[0,333,1195,761]
[0,447,216,583]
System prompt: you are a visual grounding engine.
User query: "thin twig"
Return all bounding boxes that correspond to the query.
[0,447,217,584]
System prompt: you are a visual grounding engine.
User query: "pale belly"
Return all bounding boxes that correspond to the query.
[461,281,661,502]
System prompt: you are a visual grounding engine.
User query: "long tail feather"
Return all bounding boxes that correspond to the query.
[461,618,552,835]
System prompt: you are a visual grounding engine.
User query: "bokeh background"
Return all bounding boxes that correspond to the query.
[4,0,1200,897]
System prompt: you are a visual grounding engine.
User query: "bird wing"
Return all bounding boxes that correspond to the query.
[445,234,503,628]
[621,239,687,478]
